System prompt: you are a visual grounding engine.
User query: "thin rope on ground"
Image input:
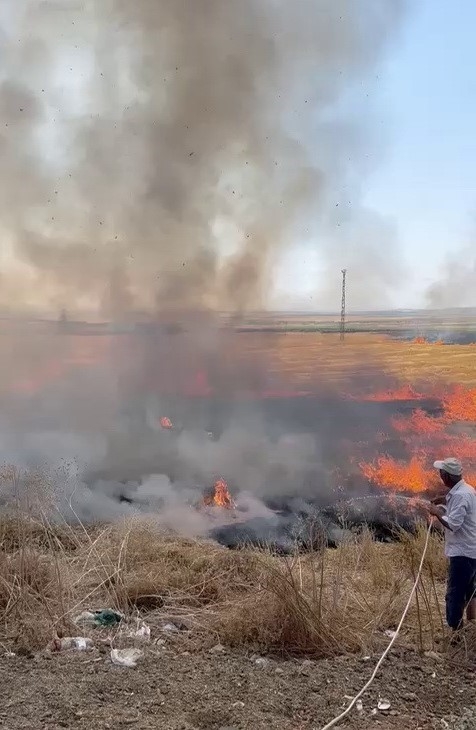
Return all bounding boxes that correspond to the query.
[319,522,433,730]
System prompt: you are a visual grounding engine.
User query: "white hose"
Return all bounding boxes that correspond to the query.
[319,523,433,730]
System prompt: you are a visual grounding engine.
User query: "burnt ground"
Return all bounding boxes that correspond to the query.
[1,643,475,730]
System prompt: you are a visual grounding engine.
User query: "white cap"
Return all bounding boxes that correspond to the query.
[433,458,463,476]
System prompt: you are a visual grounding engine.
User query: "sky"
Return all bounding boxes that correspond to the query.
[359,0,476,307]
[275,0,476,310]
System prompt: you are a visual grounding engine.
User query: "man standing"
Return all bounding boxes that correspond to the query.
[428,458,476,635]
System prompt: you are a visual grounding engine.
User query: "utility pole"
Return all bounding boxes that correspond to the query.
[340,269,347,342]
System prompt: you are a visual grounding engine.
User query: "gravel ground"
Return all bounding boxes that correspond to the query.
[1,642,475,730]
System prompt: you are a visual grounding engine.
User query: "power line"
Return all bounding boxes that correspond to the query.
[340,269,347,342]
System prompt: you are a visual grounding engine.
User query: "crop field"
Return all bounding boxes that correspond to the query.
[1,311,475,408]
[232,332,476,389]
[0,331,474,393]
[1,314,476,402]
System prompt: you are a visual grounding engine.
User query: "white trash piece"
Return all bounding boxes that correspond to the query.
[49,637,94,652]
[377,698,391,711]
[110,648,143,668]
[162,623,180,634]
[126,622,151,642]
[72,637,94,651]
[135,623,151,640]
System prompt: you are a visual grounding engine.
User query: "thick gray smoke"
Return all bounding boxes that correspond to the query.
[0,1,408,533]
[426,245,476,309]
[0,332,402,535]
[1,0,406,313]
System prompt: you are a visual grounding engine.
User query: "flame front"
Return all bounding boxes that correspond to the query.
[359,386,476,493]
[413,336,443,345]
[203,479,236,509]
[360,455,438,493]
[3,327,476,503]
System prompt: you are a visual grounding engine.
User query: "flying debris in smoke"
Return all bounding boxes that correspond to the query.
[0,0,406,314]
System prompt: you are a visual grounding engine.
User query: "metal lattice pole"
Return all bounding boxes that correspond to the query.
[340,269,347,342]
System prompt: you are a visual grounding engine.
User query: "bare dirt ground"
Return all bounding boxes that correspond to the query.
[1,643,475,730]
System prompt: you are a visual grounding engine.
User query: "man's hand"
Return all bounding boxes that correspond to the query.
[424,502,452,529]
[427,503,445,518]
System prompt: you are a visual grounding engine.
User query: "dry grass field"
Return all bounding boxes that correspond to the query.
[238,332,476,389]
[1,321,475,397]
[1,512,476,729]
[0,513,449,656]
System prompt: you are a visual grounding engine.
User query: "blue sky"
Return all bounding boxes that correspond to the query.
[364,0,476,305]
[276,0,476,310]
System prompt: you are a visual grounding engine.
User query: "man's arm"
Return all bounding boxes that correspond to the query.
[429,494,469,532]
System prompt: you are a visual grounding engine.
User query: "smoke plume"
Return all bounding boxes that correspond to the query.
[0,1,409,534]
[0,0,406,314]
[426,244,476,310]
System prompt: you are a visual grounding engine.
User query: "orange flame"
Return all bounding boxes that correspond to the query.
[391,409,444,435]
[360,383,476,494]
[443,386,476,422]
[159,417,173,430]
[203,478,236,509]
[360,455,439,493]
[413,337,444,345]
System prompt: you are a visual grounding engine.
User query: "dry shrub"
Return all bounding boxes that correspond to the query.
[76,519,263,612]
[391,524,447,650]
[0,515,81,554]
[396,523,447,581]
[215,552,358,658]
[0,547,74,650]
[0,513,451,657]
[214,526,449,657]
[215,540,394,657]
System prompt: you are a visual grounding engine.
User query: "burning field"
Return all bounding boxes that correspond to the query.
[1,321,476,546]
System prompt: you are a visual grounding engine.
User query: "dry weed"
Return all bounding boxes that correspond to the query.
[0,512,452,657]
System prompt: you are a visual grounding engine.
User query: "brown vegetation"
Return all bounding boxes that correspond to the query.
[2,329,476,398]
[0,510,456,658]
[242,332,476,388]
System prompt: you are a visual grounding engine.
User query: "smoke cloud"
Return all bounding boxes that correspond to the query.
[0,1,409,535]
[1,0,406,314]
[426,244,476,310]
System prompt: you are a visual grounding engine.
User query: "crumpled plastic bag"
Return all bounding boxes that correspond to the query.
[75,609,124,628]
[110,648,143,668]
[125,622,151,641]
